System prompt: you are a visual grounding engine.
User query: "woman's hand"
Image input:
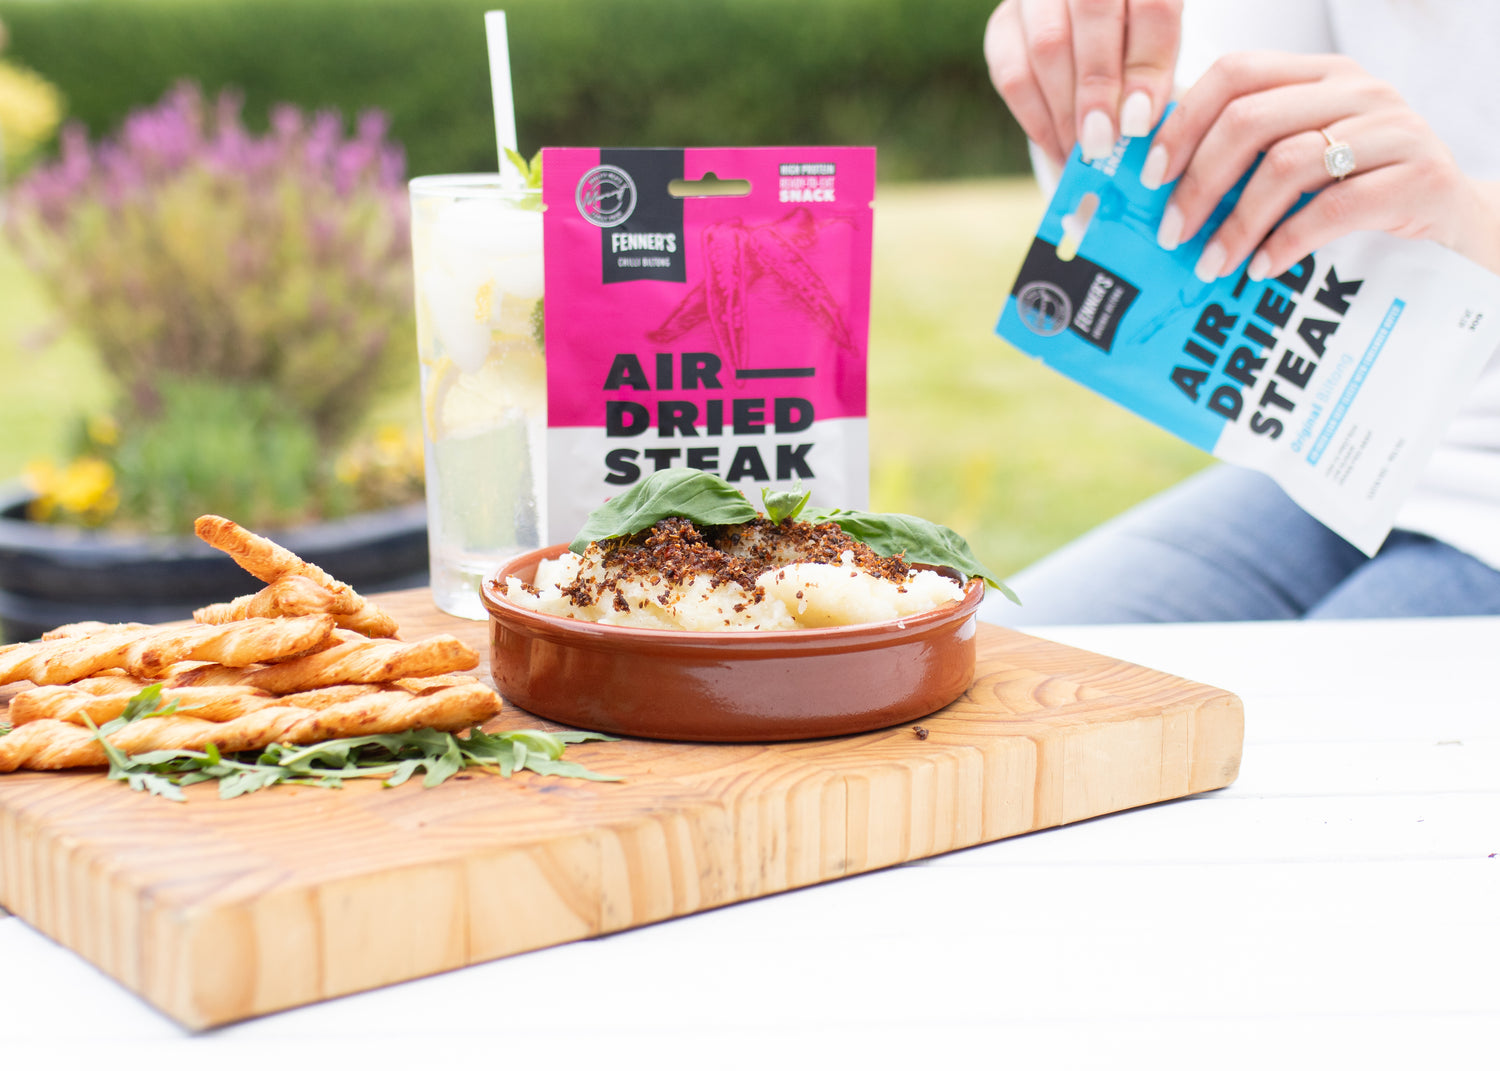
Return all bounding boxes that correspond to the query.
[984,0,1183,170]
[1145,51,1500,280]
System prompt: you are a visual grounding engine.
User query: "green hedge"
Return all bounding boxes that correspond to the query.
[0,0,1028,181]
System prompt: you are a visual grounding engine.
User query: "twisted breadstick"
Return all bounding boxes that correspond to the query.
[0,615,336,688]
[245,632,479,694]
[8,684,268,727]
[125,614,337,677]
[0,624,155,687]
[193,515,399,637]
[0,681,502,771]
[70,672,153,696]
[194,575,356,624]
[8,680,401,728]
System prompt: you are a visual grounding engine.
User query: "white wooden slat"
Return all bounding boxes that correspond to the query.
[4,615,1498,1059]
[926,791,1499,865]
[1225,739,1500,796]
[4,1013,1495,1071]
[1031,617,1500,704]
[1236,690,1500,743]
[4,857,1495,1045]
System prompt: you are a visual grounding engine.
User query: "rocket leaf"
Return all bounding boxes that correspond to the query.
[79,688,619,803]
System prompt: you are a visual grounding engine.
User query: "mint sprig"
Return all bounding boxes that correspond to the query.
[504,147,544,211]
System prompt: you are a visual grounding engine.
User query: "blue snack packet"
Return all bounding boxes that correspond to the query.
[997,119,1500,554]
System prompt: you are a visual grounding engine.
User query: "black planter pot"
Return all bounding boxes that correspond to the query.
[0,483,429,642]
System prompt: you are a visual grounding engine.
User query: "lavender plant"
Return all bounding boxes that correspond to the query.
[4,82,419,532]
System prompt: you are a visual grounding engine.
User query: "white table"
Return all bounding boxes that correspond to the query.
[3,617,1497,1068]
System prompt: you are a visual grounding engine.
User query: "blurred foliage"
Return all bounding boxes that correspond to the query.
[25,380,425,534]
[4,82,421,533]
[0,0,1030,182]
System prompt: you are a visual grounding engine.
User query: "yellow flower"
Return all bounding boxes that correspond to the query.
[22,459,60,521]
[334,455,362,485]
[22,456,118,525]
[372,423,416,466]
[86,412,121,448]
[0,59,65,163]
[55,457,116,515]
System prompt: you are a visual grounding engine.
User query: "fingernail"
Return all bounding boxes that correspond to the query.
[1080,110,1114,161]
[1120,91,1153,138]
[1247,251,1271,281]
[1157,204,1184,251]
[1140,145,1168,190]
[1195,240,1227,283]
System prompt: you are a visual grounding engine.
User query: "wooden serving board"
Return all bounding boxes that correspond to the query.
[0,590,1242,1029]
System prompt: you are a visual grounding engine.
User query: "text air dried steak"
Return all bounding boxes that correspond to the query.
[541,147,876,542]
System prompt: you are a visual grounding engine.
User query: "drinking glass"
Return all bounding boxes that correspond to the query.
[409,175,545,618]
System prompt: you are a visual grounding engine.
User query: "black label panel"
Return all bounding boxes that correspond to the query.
[599,148,686,284]
[1011,238,1139,353]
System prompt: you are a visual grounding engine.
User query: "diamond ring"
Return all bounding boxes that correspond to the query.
[1321,129,1356,180]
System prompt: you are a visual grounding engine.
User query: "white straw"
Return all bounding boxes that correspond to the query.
[484,10,519,171]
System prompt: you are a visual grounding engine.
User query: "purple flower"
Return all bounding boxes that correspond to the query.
[3,80,415,447]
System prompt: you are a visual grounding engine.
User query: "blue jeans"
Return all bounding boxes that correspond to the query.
[979,465,1500,625]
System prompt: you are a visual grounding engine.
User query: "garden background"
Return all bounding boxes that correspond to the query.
[0,0,1205,578]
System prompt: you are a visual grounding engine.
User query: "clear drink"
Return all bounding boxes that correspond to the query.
[409,175,545,618]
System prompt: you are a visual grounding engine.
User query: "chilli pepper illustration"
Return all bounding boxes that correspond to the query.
[701,221,750,369]
[748,227,855,354]
[648,255,764,346]
[647,210,858,362]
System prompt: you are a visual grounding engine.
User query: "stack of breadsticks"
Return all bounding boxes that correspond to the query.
[0,515,501,773]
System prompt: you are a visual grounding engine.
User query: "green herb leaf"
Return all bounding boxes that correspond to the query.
[762,481,811,524]
[504,147,544,210]
[504,729,567,761]
[522,757,621,782]
[803,506,1020,604]
[96,682,179,736]
[87,689,623,802]
[220,767,286,799]
[126,770,186,801]
[529,297,545,351]
[569,468,758,553]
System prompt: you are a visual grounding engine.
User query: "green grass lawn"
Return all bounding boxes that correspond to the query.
[0,177,1207,578]
[866,178,1207,575]
[0,243,113,481]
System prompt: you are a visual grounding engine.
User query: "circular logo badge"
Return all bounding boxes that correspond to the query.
[1017,281,1072,337]
[575,165,637,227]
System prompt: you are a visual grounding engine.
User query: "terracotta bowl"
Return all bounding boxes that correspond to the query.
[479,543,986,742]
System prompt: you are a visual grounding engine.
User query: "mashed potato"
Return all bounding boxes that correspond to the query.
[504,516,965,630]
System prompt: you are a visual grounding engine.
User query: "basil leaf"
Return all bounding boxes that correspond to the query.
[569,469,757,553]
[762,481,811,524]
[804,506,1020,604]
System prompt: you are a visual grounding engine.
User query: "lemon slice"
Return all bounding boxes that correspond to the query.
[422,355,459,437]
[425,342,545,441]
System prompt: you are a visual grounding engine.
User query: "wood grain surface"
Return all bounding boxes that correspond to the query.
[0,589,1242,1029]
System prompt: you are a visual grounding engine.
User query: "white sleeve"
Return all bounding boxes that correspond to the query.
[1178,0,1336,87]
[1023,0,1337,189]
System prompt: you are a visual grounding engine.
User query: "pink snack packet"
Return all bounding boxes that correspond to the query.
[541,147,876,541]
